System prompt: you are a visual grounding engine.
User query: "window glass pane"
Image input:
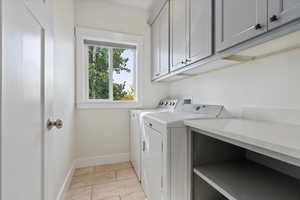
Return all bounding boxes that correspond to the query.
[88,45,109,99]
[112,48,135,101]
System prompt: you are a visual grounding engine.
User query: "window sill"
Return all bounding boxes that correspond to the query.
[76,101,143,109]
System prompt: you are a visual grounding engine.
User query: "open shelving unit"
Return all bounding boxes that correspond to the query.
[194,161,300,200]
[191,131,300,200]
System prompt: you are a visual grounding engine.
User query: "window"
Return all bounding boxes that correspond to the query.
[76,28,143,108]
[86,41,136,101]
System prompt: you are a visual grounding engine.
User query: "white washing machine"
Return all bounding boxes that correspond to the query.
[130,99,179,181]
[142,105,227,200]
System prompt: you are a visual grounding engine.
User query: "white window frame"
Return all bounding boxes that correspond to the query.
[76,27,144,109]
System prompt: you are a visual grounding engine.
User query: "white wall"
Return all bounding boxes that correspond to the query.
[169,47,300,115]
[75,0,168,159]
[73,0,300,164]
[50,0,75,199]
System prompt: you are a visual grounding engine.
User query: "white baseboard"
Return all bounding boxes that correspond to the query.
[56,162,75,200]
[74,153,130,168]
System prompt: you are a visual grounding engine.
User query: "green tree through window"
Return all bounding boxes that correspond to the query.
[88,45,135,101]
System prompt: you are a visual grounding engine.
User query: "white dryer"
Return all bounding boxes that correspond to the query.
[129,99,178,181]
[142,105,227,200]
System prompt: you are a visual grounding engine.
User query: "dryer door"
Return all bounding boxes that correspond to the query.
[142,125,163,200]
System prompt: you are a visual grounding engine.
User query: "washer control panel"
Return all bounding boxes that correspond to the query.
[192,105,224,116]
[158,99,178,110]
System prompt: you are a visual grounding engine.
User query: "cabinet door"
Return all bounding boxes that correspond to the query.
[159,3,170,76]
[170,128,189,200]
[268,0,300,30]
[142,125,163,200]
[215,0,268,51]
[151,2,170,80]
[151,20,160,80]
[171,0,188,71]
[188,0,212,63]
[130,113,141,181]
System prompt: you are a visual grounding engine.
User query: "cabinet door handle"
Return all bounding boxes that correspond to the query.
[255,24,262,30]
[47,119,63,130]
[142,141,146,152]
[186,58,191,63]
[270,15,279,22]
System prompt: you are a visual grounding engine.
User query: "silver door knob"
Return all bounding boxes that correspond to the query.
[47,119,63,130]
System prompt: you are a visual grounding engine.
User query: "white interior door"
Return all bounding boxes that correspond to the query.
[1,0,54,200]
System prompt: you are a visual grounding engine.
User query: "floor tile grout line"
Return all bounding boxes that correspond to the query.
[67,162,143,200]
[72,166,133,178]
[90,184,93,200]
[69,175,138,191]
[67,181,144,200]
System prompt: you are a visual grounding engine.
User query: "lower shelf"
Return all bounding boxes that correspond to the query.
[194,160,300,200]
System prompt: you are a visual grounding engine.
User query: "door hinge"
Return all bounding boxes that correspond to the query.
[161,176,163,189]
[161,142,164,152]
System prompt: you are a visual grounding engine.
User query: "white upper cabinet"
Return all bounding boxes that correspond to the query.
[151,20,160,79]
[268,0,300,30]
[170,0,188,71]
[159,4,170,76]
[215,0,268,51]
[151,2,170,80]
[150,0,300,81]
[171,0,213,71]
[188,0,213,64]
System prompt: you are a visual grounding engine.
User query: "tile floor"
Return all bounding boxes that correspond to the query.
[64,162,146,200]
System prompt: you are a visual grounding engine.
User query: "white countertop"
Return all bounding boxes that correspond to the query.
[184,118,300,163]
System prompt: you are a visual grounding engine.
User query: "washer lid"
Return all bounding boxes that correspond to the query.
[144,112,222,128]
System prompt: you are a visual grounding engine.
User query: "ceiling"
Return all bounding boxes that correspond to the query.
[100,0,158,10]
